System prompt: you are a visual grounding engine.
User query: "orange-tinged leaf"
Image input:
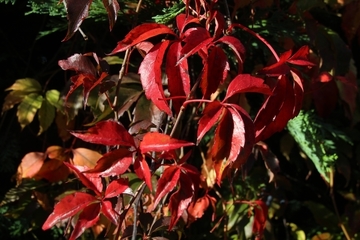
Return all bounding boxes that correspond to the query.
[72,148,102,168]
[252,200,268,240]
[42,192,97,230]
[140,132,194,153]
[18,152,45,179]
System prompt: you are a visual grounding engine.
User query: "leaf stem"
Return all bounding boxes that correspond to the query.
[329,167,351,240]
[228,23,279,62]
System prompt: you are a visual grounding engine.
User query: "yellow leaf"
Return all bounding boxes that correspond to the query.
[46,89,61,109]
[2,91,27,113]
[38,99,55,135]
[17,93,43,129]
[6,78,41,93]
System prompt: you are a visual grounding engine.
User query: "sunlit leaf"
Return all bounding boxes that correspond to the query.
[42,192,97,230]
[5,78,42,93]
[197,101,223,144]
[134,155,152,191]
[72,148,102,168]
[17,93,43,129]
[46,89,61,109]
[140,132,194,153]
[104,178,130,199]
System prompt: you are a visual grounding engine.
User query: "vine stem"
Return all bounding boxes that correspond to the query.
[329,168,351,240]
[228,23,280,62]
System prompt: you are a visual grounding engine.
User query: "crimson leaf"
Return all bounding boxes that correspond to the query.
[69,203,100,240]
[42,192,97,230]
[105,178,130,199]
[197,101,223,144]
[71,120,135,146]
[102,0,119,31]
[134,155,153,191]
[138,41,172,115]
[140,132,194,153]
[111,23,176,54]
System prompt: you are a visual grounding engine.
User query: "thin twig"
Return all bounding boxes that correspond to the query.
[329,168,352,240]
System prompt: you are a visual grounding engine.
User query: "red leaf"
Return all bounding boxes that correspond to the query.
[226,106,246,163]
[140,132,194,153]
[188,195,214,224]
[82,72,109,106]
[151,166,181,211]
[175,13,198,33]
[134,155,153,191]
[216,35,246,73]
[62,0,92,41]
[252,200,268,240]
[291,70,304,117]
[110,23,176,54]
[105,178,130,199]
[101,200,120,225]
[70,203,100,240]
[71,120,135,146]
[200,46,229,98]
[102,0,120,31]
[85,148,132,177]
[138,41,172,115]
[166,41,190,113]
[254,75,297,141]
[64,163,102,196]
[58,53,96,76]
[168,173,194,230]
[42,192,97,230]
[180,27,213,61]
[223,74,272,101]
[197,101,223,144]
[258,50,292,76]
[287,45,315,66]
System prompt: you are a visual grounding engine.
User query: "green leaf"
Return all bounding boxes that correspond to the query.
[46,89,61,109]
[38,99,55,135]
[304,201,338,229]
[6,78,42,93]
[17,93,43,129]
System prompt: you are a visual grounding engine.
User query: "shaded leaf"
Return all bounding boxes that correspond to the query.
[38,98,55,135]
[252,200,268,240]
[2,90,27,112]
[71,120,135,146]
[258,50,291,76]
[168,174,194,229]
[152,166,181,211]
[42,192,97,230]
[180,27,212,61]
[17,93,43,129]
[62,0,93,41]
[166,41,190,113]
[111,23,176,54]
[138,41,172,115]
[101,200,120,225]
[140,132,194,153]
[70,203,100,240]
[102,0,120,31]
[197,101,223,144]
[58,53,96,76]
[216,36,245,73]
[200,46,229,98]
